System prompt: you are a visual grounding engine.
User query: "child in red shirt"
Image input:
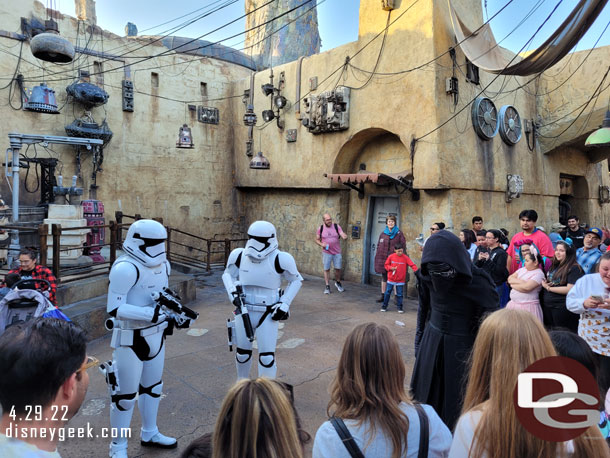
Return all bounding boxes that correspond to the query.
[381,244,418,313]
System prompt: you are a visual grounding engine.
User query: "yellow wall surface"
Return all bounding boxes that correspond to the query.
[234,0,610,279]
[0,0,252,238]
[0,0,608,283]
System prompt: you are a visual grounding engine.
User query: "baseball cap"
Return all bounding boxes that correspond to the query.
[586,227,603,238]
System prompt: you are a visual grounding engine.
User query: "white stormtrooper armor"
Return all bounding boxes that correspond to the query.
[222,221,303,379]
[103,220,178,458]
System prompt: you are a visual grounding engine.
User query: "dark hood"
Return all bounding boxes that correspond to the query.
[421,230,473,282]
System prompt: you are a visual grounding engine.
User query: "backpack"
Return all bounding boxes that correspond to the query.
[319,223,340,237]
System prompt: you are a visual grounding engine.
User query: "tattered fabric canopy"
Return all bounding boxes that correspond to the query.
[324,171,419,200]
[449,0,608,76]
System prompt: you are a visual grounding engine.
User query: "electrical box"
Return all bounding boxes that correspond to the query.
[122,80,134,112]
[445,77,458,94]
[197,106,219,125]
[286,129,297,142]
[309,76,318,91]
[302,86,350,135]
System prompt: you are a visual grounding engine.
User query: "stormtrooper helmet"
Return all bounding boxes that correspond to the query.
[123,219,167,266]
[244,221,278,260]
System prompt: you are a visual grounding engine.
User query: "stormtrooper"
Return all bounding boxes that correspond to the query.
[101,219,196,458]
[223,221,303,378]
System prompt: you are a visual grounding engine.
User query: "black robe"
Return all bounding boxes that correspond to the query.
[410,230,499,430]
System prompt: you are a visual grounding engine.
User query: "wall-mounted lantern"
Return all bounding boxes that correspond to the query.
[176,124,194,148]
[506,174,523,202]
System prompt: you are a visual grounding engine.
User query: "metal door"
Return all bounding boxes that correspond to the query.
[368,197,399,276]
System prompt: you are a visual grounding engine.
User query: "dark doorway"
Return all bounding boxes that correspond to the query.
[559,175,589,225]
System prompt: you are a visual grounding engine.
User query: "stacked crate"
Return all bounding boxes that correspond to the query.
[44,204,90,260]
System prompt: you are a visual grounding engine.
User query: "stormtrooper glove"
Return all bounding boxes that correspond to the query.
[271,302,290,321]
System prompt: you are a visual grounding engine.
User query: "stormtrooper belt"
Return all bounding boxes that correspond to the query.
[111,320,169,348]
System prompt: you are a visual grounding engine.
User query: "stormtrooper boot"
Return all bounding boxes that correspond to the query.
[109,440,128,458]
[140,427,177,449]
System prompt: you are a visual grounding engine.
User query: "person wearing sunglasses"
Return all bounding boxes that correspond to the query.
[0,318,90,457]
[420,222,445,252]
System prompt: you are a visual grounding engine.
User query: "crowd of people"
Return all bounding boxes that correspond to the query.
[1,209,610,457]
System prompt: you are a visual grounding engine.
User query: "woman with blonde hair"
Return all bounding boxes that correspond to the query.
[212,377,307,458]
[449,309,609,458]
[313,322,451,458]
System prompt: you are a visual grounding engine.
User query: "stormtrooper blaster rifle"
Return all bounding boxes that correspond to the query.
[231,284,255,342]
[151,287,198,329]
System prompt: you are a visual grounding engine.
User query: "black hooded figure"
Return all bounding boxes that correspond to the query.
[410,230,499,430]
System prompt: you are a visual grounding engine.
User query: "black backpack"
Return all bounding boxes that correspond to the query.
[319,223,340,237]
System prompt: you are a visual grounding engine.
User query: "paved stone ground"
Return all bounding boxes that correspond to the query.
[59,271,419,458]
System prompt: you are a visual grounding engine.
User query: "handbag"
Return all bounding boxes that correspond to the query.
[330,402,429,458]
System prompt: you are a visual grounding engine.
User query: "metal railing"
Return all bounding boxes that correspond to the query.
[0,214,245,283]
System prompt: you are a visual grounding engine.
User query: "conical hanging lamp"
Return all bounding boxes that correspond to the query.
[249,151,270,169]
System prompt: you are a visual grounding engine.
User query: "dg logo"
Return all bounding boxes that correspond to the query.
[513,356,600,441]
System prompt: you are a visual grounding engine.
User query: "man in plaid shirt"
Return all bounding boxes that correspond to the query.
[8,249,58,305]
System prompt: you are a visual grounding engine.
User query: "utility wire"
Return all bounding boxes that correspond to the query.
[537,66,610,137]
[20,0,280,83]
[414,0,564,142]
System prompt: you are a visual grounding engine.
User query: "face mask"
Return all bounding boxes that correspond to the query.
[426,262,457,291]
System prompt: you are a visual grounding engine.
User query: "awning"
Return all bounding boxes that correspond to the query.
[324,171,419,200]
[449,0,607,76]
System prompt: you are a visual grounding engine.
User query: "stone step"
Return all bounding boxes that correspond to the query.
[61,273,196,341]
[57,275,109,305]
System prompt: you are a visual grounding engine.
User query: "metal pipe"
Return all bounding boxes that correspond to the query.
[6,134,103,266]
[8,146,20,267]
[295,56,304,117]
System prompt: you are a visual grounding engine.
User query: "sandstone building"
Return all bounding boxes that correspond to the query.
[0,0,608,287]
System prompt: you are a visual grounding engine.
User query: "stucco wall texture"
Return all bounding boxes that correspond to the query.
[232,0,610,279]
[0,0,609,284]
[0,0,251,238]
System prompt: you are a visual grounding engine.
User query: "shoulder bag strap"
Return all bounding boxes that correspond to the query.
[329,416,365,458]
[414,403,429,458]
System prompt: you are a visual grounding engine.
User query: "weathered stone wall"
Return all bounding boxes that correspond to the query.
[245,0,321,68]
[239,188,349,276]
[537,46,610,151]
[429,0,610,228]
[0,0,252,238]
[234,0,610,287]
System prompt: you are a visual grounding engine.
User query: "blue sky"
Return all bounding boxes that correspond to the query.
[56,0,610,54]
[58,0,361,52]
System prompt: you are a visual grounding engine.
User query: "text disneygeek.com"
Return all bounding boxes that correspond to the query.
[4,423,131,441]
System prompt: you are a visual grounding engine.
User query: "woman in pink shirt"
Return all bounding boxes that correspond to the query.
[506,250,546,322]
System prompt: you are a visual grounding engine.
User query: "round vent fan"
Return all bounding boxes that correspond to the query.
[498,105,522,145]
[471,97,498,140]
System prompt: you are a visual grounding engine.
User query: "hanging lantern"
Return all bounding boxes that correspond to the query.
[249,151,270,169]
[585,110,610,148]
[176,124,194,148]
[24,83,59,113]
[30,19,75,63]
